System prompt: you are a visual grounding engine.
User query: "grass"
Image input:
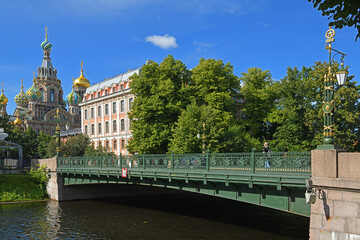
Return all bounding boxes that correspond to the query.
[0,174,47,202]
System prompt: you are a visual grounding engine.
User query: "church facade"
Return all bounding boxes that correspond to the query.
[0,28,90,135]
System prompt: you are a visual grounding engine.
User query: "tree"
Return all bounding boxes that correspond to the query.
[37,131,56,158]
[61,134,90,157]
[267,66,320,151]
[84,145,114,156]
[308,0,360,40]
[127,55,190,154]
[240,68,276,140]
[170,58,241,153]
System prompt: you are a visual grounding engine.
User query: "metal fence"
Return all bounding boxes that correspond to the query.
[58,151,311,174]
[0,158,20,170]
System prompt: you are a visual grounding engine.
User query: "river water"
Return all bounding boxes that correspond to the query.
[0,190,309,239]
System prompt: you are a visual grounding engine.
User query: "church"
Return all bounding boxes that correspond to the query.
[0,28,90,135]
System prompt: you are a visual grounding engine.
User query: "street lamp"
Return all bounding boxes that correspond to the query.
[318,27,349,149]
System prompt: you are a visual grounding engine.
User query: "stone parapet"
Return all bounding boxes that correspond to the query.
[310,150,360,239]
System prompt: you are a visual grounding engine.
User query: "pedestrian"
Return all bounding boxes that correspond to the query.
[263,142,271,170]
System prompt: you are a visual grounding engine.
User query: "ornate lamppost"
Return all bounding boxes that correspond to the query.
[54,108,61,156]
[318,27,349,150]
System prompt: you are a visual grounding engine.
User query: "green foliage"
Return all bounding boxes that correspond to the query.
[0,174,47,202]
[61,134,91,157]
[308,0,360,41]
[128,55,190,154]
[29,164,48,191]
[85,145,114,156]
[37,131,56,158]
[240,67,276,140]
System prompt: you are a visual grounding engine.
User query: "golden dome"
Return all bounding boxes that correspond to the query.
[0,90,8,105]
[14,117,22,126]
[74,71,90,88]
[73,61,90,88]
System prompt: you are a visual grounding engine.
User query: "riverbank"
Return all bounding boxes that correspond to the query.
[0,174,47,202]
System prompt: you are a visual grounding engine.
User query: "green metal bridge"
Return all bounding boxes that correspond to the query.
[57,150,311,216]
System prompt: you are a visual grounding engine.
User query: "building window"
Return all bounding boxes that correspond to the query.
[91,124,94,135]
[98,141,101,147]
[98,92,101,97]
[50,89,55,102]
[98,106,101,117]
[105,122,109,133]
[105,104,109,115]
[106,141,109,149]
[120,119,125,131]
[120,100,125,112]
[112,87,115,93]
[91,108,94,118]
[91,94,94,99]
[113,140,117,149]
[113,120,117,132]
[105,89,108,95]
[113,102,117,114]
[72,108,74,113]
[129,98,133,110]
[85,125,88,135]
[121,139,125,149]
[121,85,124,90]
[84,109,88,119]
[98,123,102,134]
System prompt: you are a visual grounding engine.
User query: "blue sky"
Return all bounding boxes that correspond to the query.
[0,0,359,113]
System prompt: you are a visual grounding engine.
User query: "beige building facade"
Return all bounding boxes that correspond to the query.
[79,68,139,155]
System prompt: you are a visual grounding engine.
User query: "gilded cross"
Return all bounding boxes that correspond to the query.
[45,26,48,40]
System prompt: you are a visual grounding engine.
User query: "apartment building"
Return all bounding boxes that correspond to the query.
[79,68,140,155]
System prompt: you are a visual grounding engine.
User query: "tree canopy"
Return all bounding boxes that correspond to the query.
[308,0,360,40]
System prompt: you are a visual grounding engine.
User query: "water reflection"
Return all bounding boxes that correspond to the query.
[0,191,309,239]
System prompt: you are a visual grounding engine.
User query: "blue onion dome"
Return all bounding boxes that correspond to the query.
[41,27,52,50]
[66,89,81,105]
[14,82,29,108]
[26,79,42,101]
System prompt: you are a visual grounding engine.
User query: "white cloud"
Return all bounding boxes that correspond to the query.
[145,34,178,49]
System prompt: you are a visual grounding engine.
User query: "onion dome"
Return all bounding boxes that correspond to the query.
[67,90,81,105]
[41,27,52,50]
[73,61,90,88]
[0,90,7,104]
[0,83,8,105]
[14,117,22,126]
[14,79,29,108]
[26,76,42,101]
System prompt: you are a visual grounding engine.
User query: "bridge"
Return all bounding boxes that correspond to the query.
[54,150,311,216]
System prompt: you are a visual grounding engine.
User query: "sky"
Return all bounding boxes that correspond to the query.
[0,0,359,113]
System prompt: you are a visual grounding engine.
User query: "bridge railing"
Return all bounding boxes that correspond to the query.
[58,151,311,174]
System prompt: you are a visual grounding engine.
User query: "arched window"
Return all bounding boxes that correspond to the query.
[112,102,117,114]
[98,106,101,117]
[120,119,125,131]
[84,109,88,119]
[105,122,109,133]
[129,98,133,110]
[50,89,55,102]
[91,124,94,135]
[120,100,125,112]
[85,125,88,135]
[105,104,109,115]
[113,120,117,132]
[98,123,102,134]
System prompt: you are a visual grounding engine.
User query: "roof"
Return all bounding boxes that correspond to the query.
[85,68,140,94]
